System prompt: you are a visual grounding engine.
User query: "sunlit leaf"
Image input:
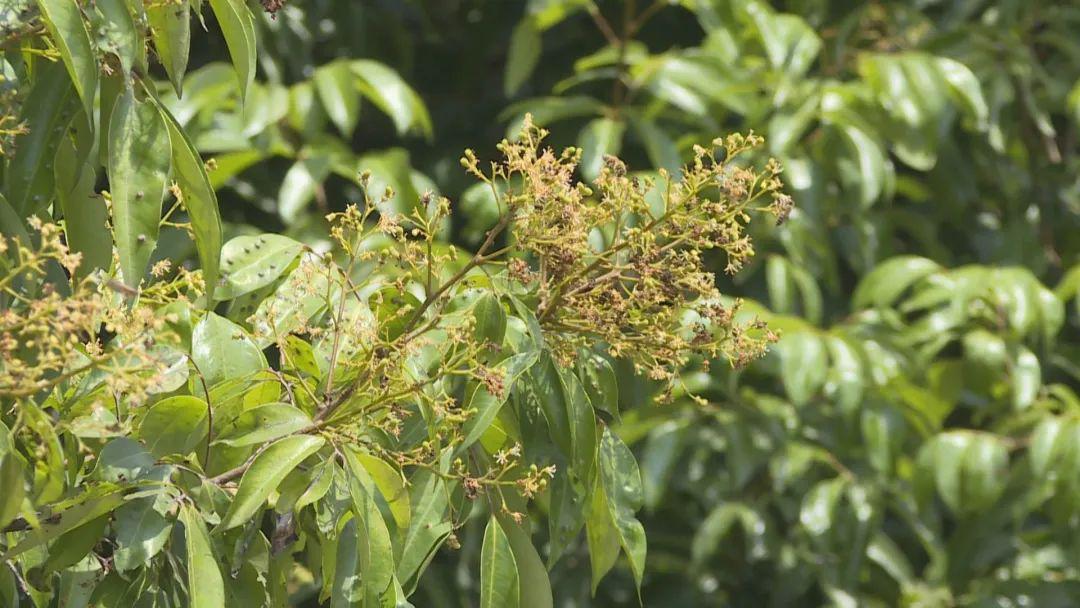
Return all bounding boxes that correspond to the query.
[209,0,257,104]
[34,0,97,119]
[148,0,191,95]
[108,86,171,288]
[219,434,325,530]
[481,516,519,608]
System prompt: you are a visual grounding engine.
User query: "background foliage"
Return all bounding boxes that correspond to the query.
[3,0,1080,606]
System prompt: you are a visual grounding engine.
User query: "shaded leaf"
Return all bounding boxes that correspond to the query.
[55,129,110,278]
[498,513,553,608]
[5,60,76,215]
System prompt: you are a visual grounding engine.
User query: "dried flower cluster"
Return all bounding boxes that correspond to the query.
[0,220,180,403]
[463,116,787,383]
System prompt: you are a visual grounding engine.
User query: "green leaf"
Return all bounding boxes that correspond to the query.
[94,438,155,483]
[282,335,323,378]
[209,0,257,104]
[918,433,966,514]
[295,460,333,511]
[0,193,30,251]
[397,470,452,591]
[216,234,304,300]
[55,128,111,279]
[861,405,903,475]
[214,402,312,447]
[1029,417,1065,477]
[138,395,209,458]
[576,351,618,422]
[528,0,588,30]
[778,330,827,406]
[278,154,332,224]
[191,312,267,387]
[2,490,126,561]
[148,0,191,95]
[1064,76,1080,129]
[497,513,553,608]
[342,450,395,605]
[0,453,25,529]
[153,88,223,303]
[42,515,109,574]
[1011,346,1041,410]
[35,0,97,119]
[546,470,585,569]
[219,434,325,531]
[314,60,361,136]
[180,503,226,607]
[631,116,681,174]
[767,93,820,154]
[331,517,361,608]
[351,450,410,530]
[505,17,541,97]
[5,60,76,215]
[597,428,646,596]
[744,2,821,78]
[644,56,728,116]
[853,256,941,309]
[527,354,572,456]
[500,95,604,137]
[351,59,433,138]
[481,517,519,608]
[108,86,171,288]
[767,255,794,314]
[799,477,846,536]
[473,293,508,347]
[836,121,886,208]
[92,0,144,76]
[585,473,620,594]
[112,496,172,571]
[690,503,748,567]
[935,57,988,129]
[960,433,1009,513]
[578,117,625,181]
[55,557,103,606]
[640,421,684,511]
[22,405,65,503]
[547,367,597,565]
[917,432,1008,515]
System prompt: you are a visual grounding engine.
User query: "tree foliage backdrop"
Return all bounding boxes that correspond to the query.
[2,0,1080,606]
